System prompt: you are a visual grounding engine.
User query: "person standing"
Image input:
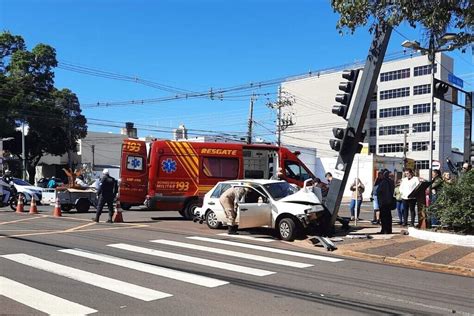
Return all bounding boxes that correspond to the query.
[349,178,364,220]
[399,168,420,227]
[377,170,395,234]
[393,180,403,225]
[219,186,248,235]
[371,171,383,224]
[93,169,118,223]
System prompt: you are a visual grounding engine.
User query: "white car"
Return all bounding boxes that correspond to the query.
[194,179,326,241]
[12,178,45,204]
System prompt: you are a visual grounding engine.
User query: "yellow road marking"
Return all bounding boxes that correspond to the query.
[0,216,47,225]
[0,224,149,239]
[64,222,96,232]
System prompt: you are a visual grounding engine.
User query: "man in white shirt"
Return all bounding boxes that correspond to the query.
[399,168,420,227]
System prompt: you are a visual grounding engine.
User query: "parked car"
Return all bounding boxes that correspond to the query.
[12,178,45,205]
[194,179,325,241]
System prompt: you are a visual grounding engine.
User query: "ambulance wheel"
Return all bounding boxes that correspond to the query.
[184,200,199,220]
[206,210,222,229]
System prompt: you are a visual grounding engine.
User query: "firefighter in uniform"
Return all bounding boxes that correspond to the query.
[93,169,118,223]
[219,186,248,235]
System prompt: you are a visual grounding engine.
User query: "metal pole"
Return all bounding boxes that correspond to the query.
[403,129,408,168]
[277,87,282,146]
[464,92,472,163]
[247,96,254,144]
[429,36,435,185]
[91,145,95,170]
[22,121,26,181]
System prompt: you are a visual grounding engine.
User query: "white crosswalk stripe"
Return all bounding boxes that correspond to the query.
[152,239,313,268]
[187,236,344,263]
[1,253,172,301]
[216,233,275,242]
[60,248,228,288]
[0,276,97,315]
[109,243,275,277]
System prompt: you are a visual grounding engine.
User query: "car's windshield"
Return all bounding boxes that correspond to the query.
[263,182,298,200]
[13,178,31,186]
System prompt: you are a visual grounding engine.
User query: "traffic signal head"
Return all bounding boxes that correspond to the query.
[434,79,449,99]
[332,69,360,119]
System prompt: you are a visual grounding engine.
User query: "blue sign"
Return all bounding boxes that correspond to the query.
[448,73,463,88]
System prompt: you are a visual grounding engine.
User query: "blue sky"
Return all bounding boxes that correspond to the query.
[1,0,472,148]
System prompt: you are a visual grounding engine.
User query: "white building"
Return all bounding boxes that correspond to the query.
[281,53,455,179]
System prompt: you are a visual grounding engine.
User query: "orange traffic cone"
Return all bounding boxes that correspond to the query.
[29,197,38,214]
[112,199,124,223]
[16,195,24,213]
[53,197,62,217]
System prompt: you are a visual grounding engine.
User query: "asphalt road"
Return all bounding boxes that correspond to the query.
[1,205,473,315]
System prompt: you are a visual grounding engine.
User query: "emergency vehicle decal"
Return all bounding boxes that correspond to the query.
[161,158,177,173]
[168,142,198,177]
[166,141,199,194]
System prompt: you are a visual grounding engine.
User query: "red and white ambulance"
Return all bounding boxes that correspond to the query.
[119,139,315,219]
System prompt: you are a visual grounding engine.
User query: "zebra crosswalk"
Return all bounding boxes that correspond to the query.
[1,235,343,314]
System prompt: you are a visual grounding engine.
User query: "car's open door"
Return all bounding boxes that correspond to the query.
[236,186,271,229]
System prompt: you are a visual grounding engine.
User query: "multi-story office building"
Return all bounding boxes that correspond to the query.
[281,53,455,178]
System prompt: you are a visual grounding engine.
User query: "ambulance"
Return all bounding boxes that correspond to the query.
[119,139,315,219]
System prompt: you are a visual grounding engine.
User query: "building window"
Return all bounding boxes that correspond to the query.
[370,127,377,137]
[369,145,376,154]
[370,109,377,119]
[412,141,436,151]
[413,122,436,133]
[379,124,409,136]
[380,87,410,100]
[379,143,405,153]
[414,84,431,95]
[413,103,436,114]
[379,106,410,118]
[414,64,437,77]
[380,68,410,82]
[415,160,430,170]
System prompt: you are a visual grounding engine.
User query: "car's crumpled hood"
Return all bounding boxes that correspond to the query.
[278,188,321,205]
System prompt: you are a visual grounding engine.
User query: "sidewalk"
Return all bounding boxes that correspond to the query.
[295,220,474,277]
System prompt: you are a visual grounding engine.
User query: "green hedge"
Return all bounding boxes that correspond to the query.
[429,170,474,234]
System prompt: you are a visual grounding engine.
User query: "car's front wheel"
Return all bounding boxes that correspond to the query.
[206,210,222,229]
[278,218,297,241]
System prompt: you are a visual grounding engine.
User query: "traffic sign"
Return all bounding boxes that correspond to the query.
[432,160,441,170]
[448,73,463,88]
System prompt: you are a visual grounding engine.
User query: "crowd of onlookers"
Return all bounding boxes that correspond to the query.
[312,162,472,234]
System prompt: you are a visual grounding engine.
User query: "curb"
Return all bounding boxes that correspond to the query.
[336,250,474,277]
[408,227,474,248]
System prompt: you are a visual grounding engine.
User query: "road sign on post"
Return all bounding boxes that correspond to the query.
[324,23,392,231]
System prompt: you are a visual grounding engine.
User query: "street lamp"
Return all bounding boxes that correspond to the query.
[402,33,460,185]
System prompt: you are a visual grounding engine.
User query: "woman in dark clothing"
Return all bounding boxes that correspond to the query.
[377,170,395,234]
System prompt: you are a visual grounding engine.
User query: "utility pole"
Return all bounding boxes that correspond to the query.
[247,95,255,144]
[277,87,282,146]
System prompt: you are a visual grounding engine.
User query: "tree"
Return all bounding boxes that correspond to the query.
[0,31,87,183]
[331,0,473,50]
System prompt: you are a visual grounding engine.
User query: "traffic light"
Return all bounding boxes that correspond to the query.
[329,128,345,152]
[332,69,360,119]
[433,78,449,99]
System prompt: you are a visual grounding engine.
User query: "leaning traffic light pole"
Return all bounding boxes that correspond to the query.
[325,23,392,229]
